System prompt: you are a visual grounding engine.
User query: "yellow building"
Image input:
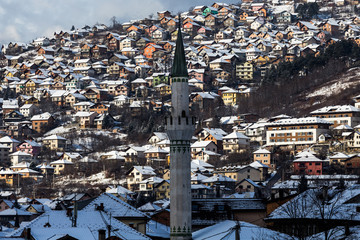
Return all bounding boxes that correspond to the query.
[0,169,21,186]
[222,89,242,106]
[154,83,171,96]
[50,159,74,174]
[155,180,170,200]
[253,148,272,167]
[236,62,253,81]
[42,135,67,151]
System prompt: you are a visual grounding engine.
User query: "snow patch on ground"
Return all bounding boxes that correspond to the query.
[55,171,122,186]
[307,67,360,98]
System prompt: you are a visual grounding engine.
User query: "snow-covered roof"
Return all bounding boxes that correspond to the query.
[30,112,52,121]
[43,135,66,141]
[0,136,20,143]
[82,192,148,218]
[139,176,164,184]
[50,159,74,165]
[253,148,271,154]
[202,174,236,183]
[268,117,332,126]
[191,173,208,182]
[192,220,293,240]
[329,152,351,159]
[191,140,215,148]
[223,131,249,140]
[10,208,150,240]
[268,185,360,221]
[144,147,169,154]
[133,166,156,176]
[293,155,324,163]
[311,105,360,114]
[250,161,269,169]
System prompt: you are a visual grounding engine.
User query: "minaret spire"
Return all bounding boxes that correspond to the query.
[172,17,188,78]
[166,15,194,240]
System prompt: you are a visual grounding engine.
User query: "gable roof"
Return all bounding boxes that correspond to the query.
[193,220,293,240]
[82,193,148,219]
[10,208,150,240]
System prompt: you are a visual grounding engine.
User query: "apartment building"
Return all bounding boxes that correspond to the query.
[310,105,360,127]
[266,117,332,146]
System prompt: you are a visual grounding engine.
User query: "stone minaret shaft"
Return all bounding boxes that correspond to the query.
[166,23,194,240]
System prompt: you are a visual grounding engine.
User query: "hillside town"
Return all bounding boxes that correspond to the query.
[0,0,360,239]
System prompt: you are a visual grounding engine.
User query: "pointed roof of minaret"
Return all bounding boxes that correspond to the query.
[171,16,188,78]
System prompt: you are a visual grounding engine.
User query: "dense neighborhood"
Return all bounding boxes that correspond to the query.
[0,0,360,239]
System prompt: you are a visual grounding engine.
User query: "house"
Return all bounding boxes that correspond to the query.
[236,178,264,193]
[0,136,20,153]
[222,131,250,154]
[89,102,108,114]
[293,153,324,175]
[253,148,272,168]
[215,165,262,183]
[125,146,146,163]
[64,92,87,107]
[62,152,82,163]
[144,147,168,164]
[19,104,39,117]
[0,169,21,186]
[191,92,219,111]
[197,128,227,151]
[221,89,243,106]
[148,132,169,145]
[30,112,55,133]
[50,159,74,174]
[194,150,221,163]
[9,151,32,165]
[202,174,236,195]
[191,141,218,157]
[138,176,165,197]
[42,135,67,151]
[17,140,41,157]
[74,111,98,129]
[236,61,254,81]
[126,166,156,191]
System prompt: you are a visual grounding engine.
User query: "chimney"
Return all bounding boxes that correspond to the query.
[96,203,104,211]
[66,208,72,217]
[98,229,106,240]
[24,228,31,240]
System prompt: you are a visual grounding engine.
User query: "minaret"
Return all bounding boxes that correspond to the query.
[166,21,195,240]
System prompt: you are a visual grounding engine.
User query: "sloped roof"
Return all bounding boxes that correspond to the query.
[253,148,271,154]
[193,220,292,240]
[223,131,249,140]
[82,192,148,218]
[311,105,360,114]
[202,174,236,183]
[10,209,150,240]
